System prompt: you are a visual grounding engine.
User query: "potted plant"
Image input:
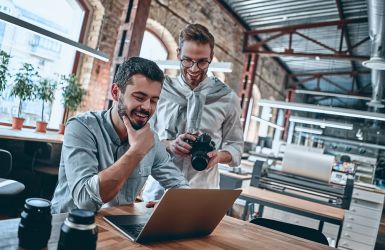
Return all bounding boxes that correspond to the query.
[59,74,85,134]
[10,63,38,130]
[34,78,57,133]
[0,50,11,94]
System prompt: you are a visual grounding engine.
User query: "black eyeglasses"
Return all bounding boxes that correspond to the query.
[180,58,211,70]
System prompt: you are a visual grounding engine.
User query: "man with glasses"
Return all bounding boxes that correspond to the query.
[143,24,243,200]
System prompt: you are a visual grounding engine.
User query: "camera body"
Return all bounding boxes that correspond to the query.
[187,133,216,171]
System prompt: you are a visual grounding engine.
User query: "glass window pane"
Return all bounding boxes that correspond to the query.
[0,0,84,129]
[140,31,168,61]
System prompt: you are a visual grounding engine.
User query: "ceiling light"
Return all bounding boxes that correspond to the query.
[251,116,284,130]
[295,89,375,101]
[295,126,323,135]
[257,99,385,121]
[362,57,385,70]
[155,60,232,72]
[289,116,353,130]
[0,12,109,62]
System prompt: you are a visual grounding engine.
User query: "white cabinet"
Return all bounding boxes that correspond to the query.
[338,188,384,250]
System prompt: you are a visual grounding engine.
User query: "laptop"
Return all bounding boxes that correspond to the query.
[103,188,241,243]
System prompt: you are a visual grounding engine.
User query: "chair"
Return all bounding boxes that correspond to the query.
[0,149,25,196]
[24,142,59,199]
[0,149,25,216]
[250,217,329,245]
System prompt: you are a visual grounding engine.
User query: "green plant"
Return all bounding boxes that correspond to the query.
[61,74,85,120]
[10,63,38,118]
[34,78,57,122]
[0,50,11,93]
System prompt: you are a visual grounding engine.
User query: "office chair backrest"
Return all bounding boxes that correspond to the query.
[0,149,12,178]
[250,217,329,245]
[24,142,53,168]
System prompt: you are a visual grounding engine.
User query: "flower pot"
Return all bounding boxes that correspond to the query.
[36,121,48,133]
[12,117,25,130]
[58,123,65,134]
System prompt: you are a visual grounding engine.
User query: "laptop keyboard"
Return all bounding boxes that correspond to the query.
[121,223,146,239]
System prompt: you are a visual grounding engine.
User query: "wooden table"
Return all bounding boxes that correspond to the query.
[0,202,333,249]
[0,125,63,144]
[240,186,345,246]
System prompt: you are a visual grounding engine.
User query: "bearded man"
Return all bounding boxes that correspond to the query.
[143,24,243,201]
[51,57,189,213]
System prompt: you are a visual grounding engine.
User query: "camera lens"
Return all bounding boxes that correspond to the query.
[18,198,52,250]
[191,152,209,171]
[58,209,98,250]
[189,133,215,171]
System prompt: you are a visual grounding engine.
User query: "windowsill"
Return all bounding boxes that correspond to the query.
[0,124,64,144]
[0,122,60,132]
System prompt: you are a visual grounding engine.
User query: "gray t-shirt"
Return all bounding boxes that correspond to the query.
[51,109,189,213]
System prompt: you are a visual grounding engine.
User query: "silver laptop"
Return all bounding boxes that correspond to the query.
[103,188,241,243]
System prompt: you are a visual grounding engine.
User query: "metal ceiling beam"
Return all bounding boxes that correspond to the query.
[248,51,369,61]
[295,89,375,101]
[321,76,351,93]
[232,0,324,12]
[236,1,331,15]
[246,9,340,24]
[246,18,366,35]
[257,99,385,121]
[290,75,352,93]
[289,70,370,77]
[215,0,296,77]
[244,18,369,61]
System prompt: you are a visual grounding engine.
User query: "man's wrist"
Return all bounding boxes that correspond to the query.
[126,147,145,160]
[161,139,173,154]
[218,150,232,164]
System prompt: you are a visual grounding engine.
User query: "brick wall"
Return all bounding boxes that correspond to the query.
[77,0,125,113]
[149,0,245,91]
[256,57,287,101]
[78,0,288,116]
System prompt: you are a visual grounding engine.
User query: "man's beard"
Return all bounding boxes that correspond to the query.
[117,97,150,130]
[181,68,207,88]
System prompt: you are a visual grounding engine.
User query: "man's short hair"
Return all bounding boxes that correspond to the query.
[113,57,164,92]
[179,23,215,52]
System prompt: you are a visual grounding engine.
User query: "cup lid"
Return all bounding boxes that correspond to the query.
[25,198,51,212]
[68,209,95,225]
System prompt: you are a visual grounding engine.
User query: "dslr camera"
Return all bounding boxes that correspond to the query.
[187,133,216,171]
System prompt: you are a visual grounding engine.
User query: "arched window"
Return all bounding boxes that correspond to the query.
[139,31,168,61]
[139,27,226,83]
[0,0,85,129]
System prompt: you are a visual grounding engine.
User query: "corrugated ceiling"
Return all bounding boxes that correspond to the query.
[222,0,371,108]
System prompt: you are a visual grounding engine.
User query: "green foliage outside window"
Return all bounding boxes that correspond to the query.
[0,50,11,93]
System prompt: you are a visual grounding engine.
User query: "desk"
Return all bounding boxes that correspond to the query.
[0,203,333,249]
[240,186,345,246]
[0,125,63,144]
